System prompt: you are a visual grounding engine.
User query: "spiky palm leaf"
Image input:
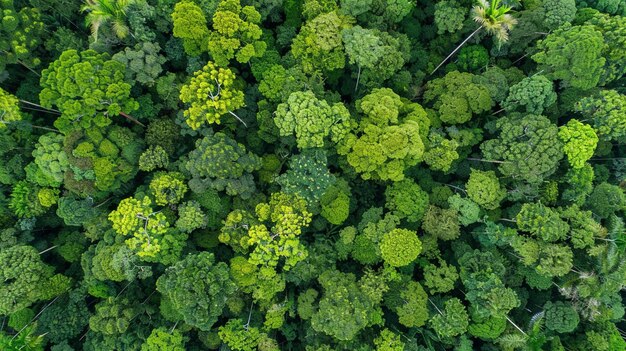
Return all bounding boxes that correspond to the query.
[81,0,135,42]
[472,0,518,43]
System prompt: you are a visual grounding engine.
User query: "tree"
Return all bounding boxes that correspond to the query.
[466,169,506,210]
[516,202,569,242]
[544,301,579,334]
[208,0,267,66]
[39,49,139,133]
[374,329,405,351]
[448,194,481,226]
[274,91,352,149]
[480,114,564,184]
[0,1,44,73]
[423,71,493,125]
[156,252,235,331]
[112,42,166,87]
[310,269,381,341]
[532,24,606,90]
[291,11,352,73]
[171,0,209,56]
[0,88,23,127]
[393,280,429,328]
[502,75,557,115]
[430,298,469,338]
[338,88,427,181]
[574,90,626,142]
[424,260,459,294]
[431,0,517,74]
[0,245,69,315]
[379,228,421,267]
[276,150,336,205]
[175,201,207,233]
[149,171,188,206]
[81,0,137,42]
[585,182,626,219]
[434,0,466,34]
[141,328,185,351]
[218,319,264,351]
[422,205,461,241]
[247,192,312,270]
[186,132,261,198]
[384,179,429,223]
[179,61,246,129]
[32,133,69,186]
[558,119,598,169]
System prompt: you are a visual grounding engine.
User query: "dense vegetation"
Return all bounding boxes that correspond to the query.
[0,0,625,350]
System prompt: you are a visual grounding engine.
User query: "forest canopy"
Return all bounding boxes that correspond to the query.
[0,0,625,350]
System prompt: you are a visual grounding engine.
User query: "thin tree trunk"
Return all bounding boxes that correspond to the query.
[354,65,361,94]
[431,27,483,76]
[119,111,146,127]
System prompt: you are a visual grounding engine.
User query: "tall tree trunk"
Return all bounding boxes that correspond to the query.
[431,27,483,76]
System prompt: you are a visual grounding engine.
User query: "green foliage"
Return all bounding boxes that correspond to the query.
[422,205,461,241]
[434,0,466,34]
[374,329,405,351]
[481,114,563,184]
[0,245,64,315]
[532,24,606,90]
[379,228,421,267]
[310,269,382,341]
[218,319,264,351]
[176,201,207,233]
[149,171,188,206]
[424,71,493,125]
[208,0,267,66]
[139,145,169,172]
[156,252,235,331]
[338,88,427,181]
[502,75,557,115]
[39,49,139,133]
[385,179,429,223]
[186,132,261,198]
[575,90,626,142]
[585,182,626,219]
[393,280,429,328]
[0,1,44,72]
[276,150,336,205]
[466,169,506,210]
[9,181,45,218]
[141,328,185,351]
[291,11,352,73]
[516,202,569,242]
[275,91,352,149]
[0,88,22,127]
[430,298,469,338]
[558,119,599,169]
[424,260,459,294]
[113,42,166,87]
[179,61,245,129]
[171,0,209,56]
[544,301,579,334]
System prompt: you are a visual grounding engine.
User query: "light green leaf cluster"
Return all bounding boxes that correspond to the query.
[179,61,245,129]
[558,119,598,169]
[39,49,139,133]
[274,91,353,149]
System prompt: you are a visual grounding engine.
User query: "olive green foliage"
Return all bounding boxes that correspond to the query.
[575,90,626,142]
[384,179,429,223]
[0,88,22,127]
[430,298,469,338]
[156,252,235,331]
[186,132,261,198]
[179,61,245,129]
[291,11,352,73]
[39,50,139,133]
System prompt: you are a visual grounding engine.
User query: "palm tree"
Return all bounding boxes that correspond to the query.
[81,0,136,42]
[431,0,517,75]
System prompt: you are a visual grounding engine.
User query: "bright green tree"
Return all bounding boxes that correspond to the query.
[384,179,429,223]
[141,328,185,351]
[466,169,506,210]
[0,1,44,72]
[502,75,557,115]
[575,90,626,142]
[179,61,246,129]
[0,88,23,128]
[558,119,598,169]
[39,49,139,133]
[379,228,421,267]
